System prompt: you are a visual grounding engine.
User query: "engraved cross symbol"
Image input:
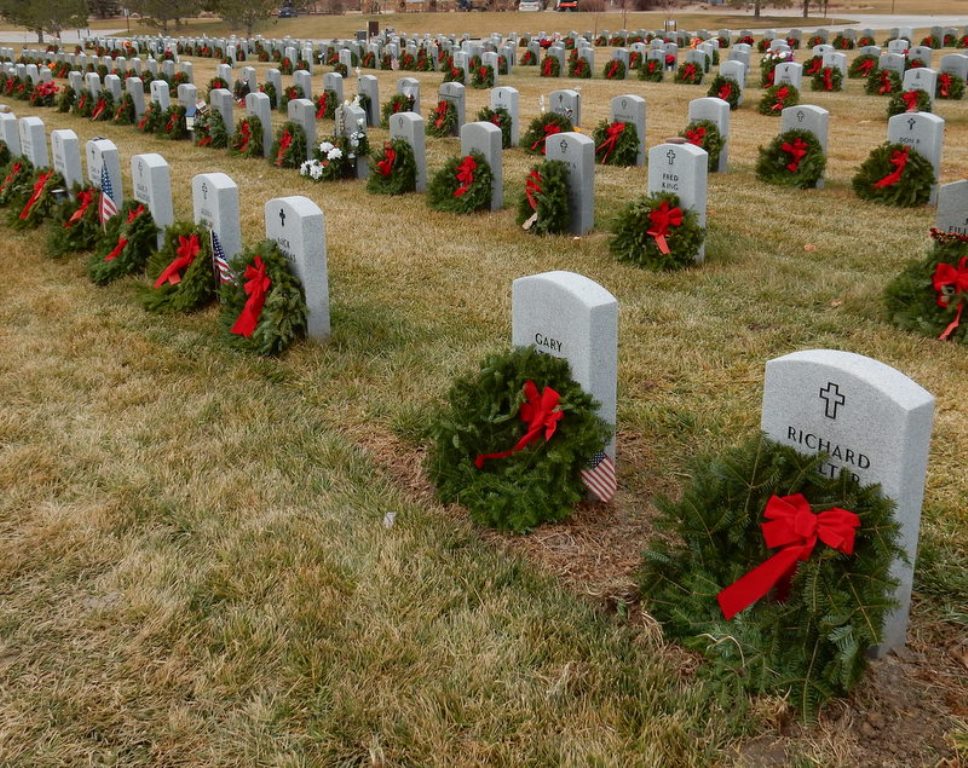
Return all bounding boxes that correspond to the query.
[559,139,568,151]
[279,208,286,227]
[666,149,677,165]
[819,381,846,420]
[201,182,208,200]
[907,117,917,131]
[796,110,804,122]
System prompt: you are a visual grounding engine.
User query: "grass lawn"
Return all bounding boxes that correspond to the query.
[0,23,966,767]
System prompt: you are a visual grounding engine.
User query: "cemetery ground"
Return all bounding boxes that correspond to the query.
[1,25,968,768]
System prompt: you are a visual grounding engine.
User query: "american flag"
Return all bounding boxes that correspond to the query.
[211,229,235,286]
[98,164,117,227]
[581,450,616,503]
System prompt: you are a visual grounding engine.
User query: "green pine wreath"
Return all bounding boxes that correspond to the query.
[603,59,627,80]
[802,55,825,79]
[476,106,512,149]
[230,115,265,158]
[540,56,561,78]
[113,92,137,124]
[592,119,639,167]
[852,142,935,207]
[639,435,901,720]
[88,91,115,121]
[629,51,643,71]
[46,184,102,258]
[758,83,800,115]
[680,119,723,172]
[207,76,230,97]
[381,93,416,128]
[610,191,705,270]
[884,229,968,343]
[442,65,465,84]
[259,81,278,109]
[866,68,901,96]
[136,102,165,133]
[161,105,189,139]
[639,58,664,82]
[848,53,878,79]
[811,66,844,92]
[57,84,76,112]
[269,121,307,168]
[425,345,612,533]
[193,108,229,148]
[471,64,495,89]
[887,88,933,117]
[140,222,216,312]
[521,112,574,156]
[28,80,58,107]
[0,159,34,207]
[366,138,418,196]
[426,99,459,138]
[315,89,338,120]
[568,57,592,78]
[427,150,493,214]
[72,88,95,118]
[756,129,826,189]
[516,160,570,236]
[520,50,538,66]
[219,239,308,356]
[675,61,704,84]
[0,141,9,168]
[88,200,159,285]
[707,75,741,109]
[936,72,965,100]
[8,168,65,230]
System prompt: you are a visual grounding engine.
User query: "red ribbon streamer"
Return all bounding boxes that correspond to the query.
[781,137,809,172]
[530,122,561,152]
[806,57,822,75]
[607,60,620,79]
[823,67,833,91]
[933,257,968,340]
[238,120,251,152]
[684,126,706,147]
[878,72,893,95]
[452,155,477,198]
[64,189,94,227]
[154,233,201,288]
[434,100,448,129]
[902,90,920,111]
[91,97,107,121]
[105,237,127,261]
[682,63,696,80]
[873,147,910,188]
[596,121,626,162]
[939,73,952,98]
[771,86,789,111]
[275,130,292,167]
[474,380,563,468]
[717,494,860,620]
[315,92,327,119]
[717,82,732,101]
[0,161,22,195]
[376,145,396,177]
[646,201,684,255]
[857,58,875,76]
[127,204,145,224]
[230,256,272,337]
[18,171,52,221]
[525,169,542,211]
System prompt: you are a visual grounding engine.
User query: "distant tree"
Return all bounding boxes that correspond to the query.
[88,0,121,18]
[0,0,88,42]
[130,0,194,33]
[213,0,277,36]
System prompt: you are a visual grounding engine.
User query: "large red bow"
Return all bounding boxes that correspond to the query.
[857,58,875,77]
[18,171,52,221]
[939,73,952,98]
[933,257,968,340]
[525,169,542,211]
[717,494,860,620]
[64,189,94,227]
[771,86,789,111]
[238,120,251,152]
[230,256,272,337]
[474,380,563,468]
[901,90,920,112]
[781,137,809,172]
[806,57,822,75]
[607,60,620,79]
[434,100,449,129]
[596,121,626,162]
[646,201,684,255]
[878,71,893,95]
[275,130,292,167]
[717,82,732,101]
[530,122,561,152]
[684,125,706,147]
[376,145,396,177]
[105,237,127,262]
[453,155,477,198]
[315,92,328,119]
[822,67,833,91]
[873,146,909,188]
[91,97,108,121]
[683,63,696,79]
[154,233,201,288]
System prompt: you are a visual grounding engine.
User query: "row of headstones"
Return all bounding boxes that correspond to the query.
[16,48,194,84]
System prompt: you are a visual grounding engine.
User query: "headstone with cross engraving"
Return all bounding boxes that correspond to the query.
[389,111,426,192]
[264,196,329,341]
[887,112,944,205]
[511,270,617,501]
[774,61,803,90]
[687,97,729,173]
[50,129,84,192]
[908,46,933,69]
[490,86,519,147]
[18,117,47,168]
[397,76,420,113]
[287,98,316,162]
[935,180,968,236]
[902,67,937,102]
[939,54,968,83]
[780,104,829,188]
[761,349,934,656]
[131,153,173,249]
[357,74,379,127]
[438,81,466,135]
[545,132,594,236]
[192,172,242,271]
[548,88,581,127]
[245,91,275,157]
[647,142,708,262]
[460,122,502,211]
[609,94,646,167]
[85,138,122,207]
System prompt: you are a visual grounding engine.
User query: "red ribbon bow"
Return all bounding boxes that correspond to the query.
[684,126,706,147]
[542,58,555,76]
[275,130,292,167]
[858,58,875,76]
[127,204,145,224]
[230,255,272,337]
[932,257,968,340]
[18,171,52,221]
[806,57,822,75]
[453,155,477,198]
[65,189,94,227]
[105,237,127,261]
[873,147,909,188]
[596,121,626,162]
[607,61,620,78]
[665,54,675,66]
[530,122,561,152]
[315,92,327,119]
[772,86,789,111]
[717,494,860,620]
[434,100,448,129]
[878,72,893,95]
[0,161,22,195]
[238,120,251,151]
[91,97,107,121]
[823,67,833,91]
[901,90,920,111]
[525,169,542,211]
[646,201,684,255]
[781,137,809,172]
[154,233,201,288]
[939,73,952,98]
[474,380,563,468]
[376,145,396,177]
[717,82,732,101]
[683,63,696,80]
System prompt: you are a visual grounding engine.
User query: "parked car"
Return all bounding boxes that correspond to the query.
[518,0,542,9]
[278,6,297,17]
[555,0,577,9]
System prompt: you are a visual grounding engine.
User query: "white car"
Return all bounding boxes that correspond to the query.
[518,0,542,10]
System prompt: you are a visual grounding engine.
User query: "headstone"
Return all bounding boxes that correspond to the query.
[490,86,519,147]
[50,129,83,191]
[245,91,274,157]
[481,51,500,87]
[210,88,233,130]
[822,51,848,78]
[389,111,426,192]
[908,46,933,68]
[323,71,344,105]
[265,196,329,341]
[287,98,316,162]
[761,349,934,656]
[162,59,175,79]
[177,83,197,110]
[903,67,937,101]
[146,58,158,76]
[217,63,233,83]
[545,132,594,236]
[103,73,122,101]
[688,97,729,173]
[549,88,581,126]
[511,270,617,500]
[357,74,379,127]
[131,153,173,249]
[887,38,909,54]
[720,59,747,92]
[879,52,906,78]
[0,112,22,158]
[774,61,803,90]
[647,142,708,262]
[398,76,420,112]
[241,65,257,92]
[150,79,171,110]
[86,138,122,207]
[124,76,147,121]
[293,69,312,99]
[781,104,829,187]
[887,112,944,205]
[192,172,242,268]
[935,180,968,236]
[460,122,502,211]
[439,82,466,134]
[610,94,646,167]
[84,72,101,97]
[939,53,968,83]
[17,116,47,168]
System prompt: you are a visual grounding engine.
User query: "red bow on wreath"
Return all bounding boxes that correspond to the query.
[238,120,251,152]
[0,162,21,195]
[901,90,920,111]
[781,137,809,172]
[596,121,626,162]
[873,146,909,188]
[878,71,893,95]
[91,97,108,121]
[771,86,789,111]
[607,60,620,78]
[478,66,488,79]
[376,144,396,177]
[822,67,834,91]
[542,58,555,76]
[154,233,201,288]
[315,92,327,119]
[18,171,52,221]
[275,130,292,167]
[665,53,675,66]
[230,255,272,338]
[525,169,542,211]
[104,205,145,262]
[933,257,968,340]
[64,189,94,227]
[531,122,562,152]
[717,82,732,101]
[806,57,822,75]
[646,201,683,255]
[474,380,563,469]
[453,155,477,198]
[684,125,706,147]
[857,58,875,76]
[683,63,696,79]
[939,73,953,98]
[716,493,860,620]
[434,100,449,129]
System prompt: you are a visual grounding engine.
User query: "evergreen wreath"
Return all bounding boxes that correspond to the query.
[88,200,158,285]
[425,345,612,534]
[141,222,216,312]
[57,84,76,112]
[300,133,367,181]
[497,54,509,75]
[193,108,229,148]
[72,88,95,118]
[366,139,417,195]
[707,75,741,109]
[848,53,878,79]
[399,51,417,71]
[756,129,826,189]
[866,68,901,96]
[640,58,664,82]
[316,89,337,120]
[758,84,800,115]
[887,88,932,117]
[207,76,229,97]
[516,160,570,236]
[0,141,9,168]
[233,78,251,103]
[520,49,538,66]
[361,51,376,68]
[0,159,34,207]
[959,34,968,49]
[521,112,574,156]
[279,56,294,75]
[380,53,394,71]
[161,105,189,139]
[639,435,901,720]
[471,64,495,89]
[592,120,639,166]
[811,66,844,92]
[9,168,64,230]
[426,150,493,214]
[270,121,307,168]
[230,115,265,158]
[675,61,704,84]
[629,51,643,71]
[279,83,305,111]
[442,65,465,84]
[88,91,115,122]
[219,239,308,356]
[29,80,58,107]
[852,142,934,207]
[603,59,627,80]
[680,119,724,172]
[476,106,512,149]
[857,35,877,46]
[540,56,561,78]
[803,55,824,78]
[936,72,965,100]
[610,191,705,270]
[136,102,165,133]
[594,34,607,46]
[113,92,137,124]
[333,63,349,78]
[47,184,101,258]
[568,57,592,78]
[259,81,278,109]
[906,58,926,71]
[832,32,855,50]
[426,99,458,138]
[381,93,415,128]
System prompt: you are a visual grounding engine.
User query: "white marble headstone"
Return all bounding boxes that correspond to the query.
[192,172,241,264]
[887,111,944,205]
[460,122,503,211]
[50,129,83,191]
[131,153,173,248]
[389,111,426,192]
[545,132,594,236]
[85,138,122,207]
[647,142,708,262]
